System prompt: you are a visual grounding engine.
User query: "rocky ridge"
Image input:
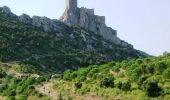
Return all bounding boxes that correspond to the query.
[0,6,149,73]
[1,4,131,48]
[60,0,125,46]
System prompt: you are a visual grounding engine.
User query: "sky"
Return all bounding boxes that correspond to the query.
[0,0,170,56]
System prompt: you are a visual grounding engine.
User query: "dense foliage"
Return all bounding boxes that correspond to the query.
[54,54,170,99]
[0,61,53,100]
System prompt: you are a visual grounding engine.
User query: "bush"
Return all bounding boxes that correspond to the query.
[63,70,72,80]
[117,81,122,89]
[100,77,114,88]
[18,95,27,100]
[121,81,131,92]
[144,81,162,97]
[67,97,73,100]
[0,84,8,92]
[146,65,155,74]
[0,69,6,78]
[137,76,148,88]
[155,61,167,73]
[163,68,170,79]
[9,90,16,96]
[3,89,16,96]
[88,68,99,77]
[17,64,36,73]
[74,82,82,89]
[36,76,46,84]
[6,96,15,100]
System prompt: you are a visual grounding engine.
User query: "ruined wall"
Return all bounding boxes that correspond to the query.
[66,0,77,12]
[60,0,126,45]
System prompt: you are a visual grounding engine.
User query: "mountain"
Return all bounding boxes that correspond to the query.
[0,6,148,73]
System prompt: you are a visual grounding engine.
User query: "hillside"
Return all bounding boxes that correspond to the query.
[54,53,170,100]
[0,54,168,100]
[0,6,147,73]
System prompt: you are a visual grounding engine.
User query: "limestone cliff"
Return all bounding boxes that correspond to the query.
[60,0,127,46]
[0,4,132,48]
[0,6,149,71]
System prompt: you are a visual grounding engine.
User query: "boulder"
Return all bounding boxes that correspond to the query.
[2,6,11,14]
[18,14,32,24]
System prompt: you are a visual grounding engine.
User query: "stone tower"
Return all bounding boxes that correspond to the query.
[66,0,77,12]
[60,0,125,45]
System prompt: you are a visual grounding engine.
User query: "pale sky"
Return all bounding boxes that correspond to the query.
[0,0,170,56]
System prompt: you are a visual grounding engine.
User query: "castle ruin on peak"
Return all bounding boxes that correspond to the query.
[60,0,124,45]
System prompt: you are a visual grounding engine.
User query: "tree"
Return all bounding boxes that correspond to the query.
[146,65,155,74]
[74,82,82,89]
[117,81,122,89]
[155,61,167,73]
[121,81,131,92]
[100,77,114,88]
[144,81,162,97]
[0,69,6,78]
[137,76,148,89]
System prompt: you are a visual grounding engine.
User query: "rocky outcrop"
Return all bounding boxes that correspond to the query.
[19,14,32,24]
[60,0,129,46]
[1,6,16,17]
[0,5,131,48]
[1,6,11,14]
[18,14,68,32]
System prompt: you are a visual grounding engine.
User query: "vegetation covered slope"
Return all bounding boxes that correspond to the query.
[0,53,169,100]
[0,7,147,73]
[0,61,52,100]
[56,53,170,100]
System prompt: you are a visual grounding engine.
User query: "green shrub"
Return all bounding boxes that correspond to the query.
[74,82,82,89]
[36,76,46,84]
[163,68,170,79]
[78,76,86,81]
[63,70,72,80]
[67,96,73,100]
[137,76,148,88]
[0,84,8,92]
[117,81,122,89]
[6,96,15,100]
[3,89,16,96]
[100,77,114,88]
[155,61,167,73]
[144,81,162,97]
[121,81,131,92]
[18,95,27,100]
[146,65,155,74]
[19,64,36,73]
[88,68,99,77]
[0,69,6,78]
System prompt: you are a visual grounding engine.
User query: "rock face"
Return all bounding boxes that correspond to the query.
[19,14,32,24]
[1,6,11,14]
[1,6,16,17]
[18,14,67,32]
[0,4,131,47]
[60,0,125,45]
